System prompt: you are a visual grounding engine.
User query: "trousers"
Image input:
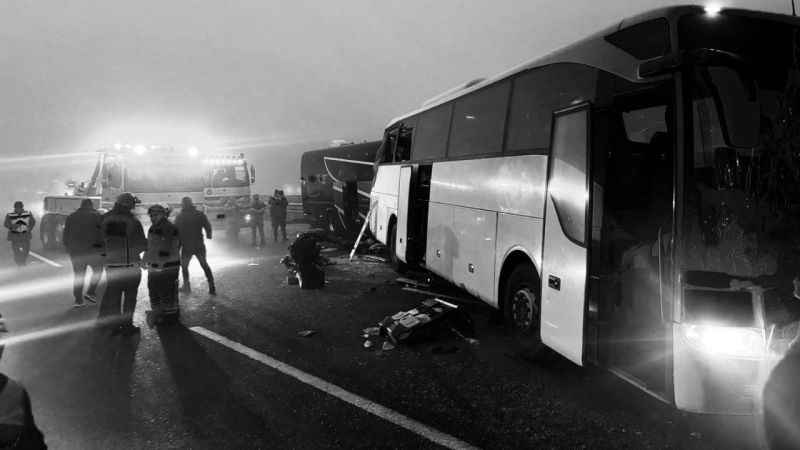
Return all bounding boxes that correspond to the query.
[9,239,30,266]
[98,266,142,327]
[70,253,102,301]
[148,267,179,316]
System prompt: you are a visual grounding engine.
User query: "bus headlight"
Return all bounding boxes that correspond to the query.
[683,324,765,359]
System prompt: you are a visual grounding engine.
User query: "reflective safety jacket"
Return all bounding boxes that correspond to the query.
[0,374,46,449]
[144,218,181,269]
[101,208,147,267]
[4,211,35,241]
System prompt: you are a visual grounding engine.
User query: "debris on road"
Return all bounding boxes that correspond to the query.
[381,341,395,351]
[395,277,431,289]
[690,431,702,439]
[297,329,317,337]
[376,298,474,345]
[360,255,388,263]
[281,233,326,289]
[363,327,380,337]
[363,339,374,349]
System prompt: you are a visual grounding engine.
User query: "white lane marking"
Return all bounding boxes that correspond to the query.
[28,251,63,268]
[190,326,480,450]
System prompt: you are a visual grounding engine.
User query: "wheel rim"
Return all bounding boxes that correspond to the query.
[511,287,538,330]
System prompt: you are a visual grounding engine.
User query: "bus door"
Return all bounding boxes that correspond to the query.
[396,165,414,263]
[591,86,674,399]
[541,104,591,365]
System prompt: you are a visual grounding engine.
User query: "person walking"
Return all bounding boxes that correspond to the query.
[98,193,147,336]
[143,204,181,326]
[249,194,266,248]
[269,189,289,242]
[4,201,36,266]
[174,197,216,295]
[63,198,104,308]
[0,314,47,448]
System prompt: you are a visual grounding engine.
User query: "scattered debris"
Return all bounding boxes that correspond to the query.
[363,340,374,349]
[396,277,431,289]
[689,431,702,439]
[368,243,386,254]
[378,298,473,345]
[381,341,395,351]
[297,330,317,337]
[363,327,380,337]
[361,255,388,263]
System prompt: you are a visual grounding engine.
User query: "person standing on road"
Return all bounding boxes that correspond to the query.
[223,198,241,244]
[249,194,266,248]
[63,198,104,308]
[98,193,147,336]
[143,204,181,326]
[174,197,216,295]
[4,201,36,267]
[268,189,289,242]
[0,315,47,448]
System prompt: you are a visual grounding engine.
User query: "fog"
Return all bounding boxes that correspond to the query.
[0,0,789,210]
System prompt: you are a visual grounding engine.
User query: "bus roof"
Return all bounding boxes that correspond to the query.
[385,4,732,129]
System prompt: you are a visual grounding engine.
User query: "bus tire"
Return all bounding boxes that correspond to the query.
[387,223,407,273]
[502,262,544,358]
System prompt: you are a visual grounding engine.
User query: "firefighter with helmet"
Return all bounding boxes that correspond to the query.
[98,193,147,336]
[4,201,36,266]
[143,203,182,326]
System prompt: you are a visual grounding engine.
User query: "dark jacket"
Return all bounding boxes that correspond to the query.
[4,211,35,242]
[63,206,103,256]
[174,206,212,252]
[100,207,147,266]
[0,374,46,449]
[268,196,288,222]
[144,218,181,269]
[249,199,266,224]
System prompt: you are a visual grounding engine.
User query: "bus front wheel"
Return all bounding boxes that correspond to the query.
[503,263,544,357]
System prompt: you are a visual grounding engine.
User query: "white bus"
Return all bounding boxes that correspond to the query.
[369,5,800,414]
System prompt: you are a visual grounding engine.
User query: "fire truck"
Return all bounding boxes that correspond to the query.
[39,145,255,249]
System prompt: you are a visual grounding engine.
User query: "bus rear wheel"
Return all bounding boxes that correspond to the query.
[503,263,544,357]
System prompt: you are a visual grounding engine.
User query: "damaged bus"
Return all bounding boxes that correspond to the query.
[369,5,800,414]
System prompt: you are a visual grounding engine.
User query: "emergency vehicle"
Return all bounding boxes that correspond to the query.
[39,145,255,248]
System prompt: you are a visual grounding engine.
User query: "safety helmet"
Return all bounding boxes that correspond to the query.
[147,203,168,215]
[116,192,137,210]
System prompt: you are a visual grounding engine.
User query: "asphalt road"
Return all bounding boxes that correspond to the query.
[0,224,772,449]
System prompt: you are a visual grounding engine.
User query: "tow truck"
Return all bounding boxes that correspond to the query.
[39,145,255,249]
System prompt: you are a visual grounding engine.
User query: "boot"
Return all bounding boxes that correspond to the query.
[179,282,191,293]
[209,279,217,296]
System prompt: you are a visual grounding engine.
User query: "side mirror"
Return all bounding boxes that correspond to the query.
[250,166,256,184]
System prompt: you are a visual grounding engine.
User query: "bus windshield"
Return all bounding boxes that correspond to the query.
[680,12,800,318]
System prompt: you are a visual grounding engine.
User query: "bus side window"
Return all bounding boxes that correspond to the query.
[395,122,415,162]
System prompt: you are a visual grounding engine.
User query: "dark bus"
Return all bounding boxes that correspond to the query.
[300,140,380,235]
